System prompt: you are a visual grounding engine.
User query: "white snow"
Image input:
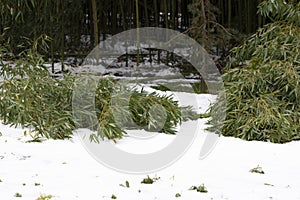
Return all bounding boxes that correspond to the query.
[1,92,300,200]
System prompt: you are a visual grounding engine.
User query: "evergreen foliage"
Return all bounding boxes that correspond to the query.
[209,0,300,143]
[0,39,199,141]
[0,44,75,139]
[0,0,261,70]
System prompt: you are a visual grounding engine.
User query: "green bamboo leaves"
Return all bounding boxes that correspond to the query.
[209,0,300,143]
[0,59,75,139]
[85,79,199,142]
[258,0,300,26]
[0,44,200,141]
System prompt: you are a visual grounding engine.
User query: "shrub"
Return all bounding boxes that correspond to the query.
[208,0,300,143]
[0,39,200,141]
[0,39,75,139]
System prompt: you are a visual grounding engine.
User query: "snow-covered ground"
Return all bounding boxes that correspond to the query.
[1,91,300,200]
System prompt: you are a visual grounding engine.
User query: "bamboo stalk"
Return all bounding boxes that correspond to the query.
[50,8,54,73]
[135,0,140,66]
[171,0,176,29]
[163,0,169,28]
[112,1,117,34]
[91,0,99,46]
[61,0,65,71]
[119,0,126,30]
[144,0,149,27]
[228,0,232,28]
[154,0,159,27]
